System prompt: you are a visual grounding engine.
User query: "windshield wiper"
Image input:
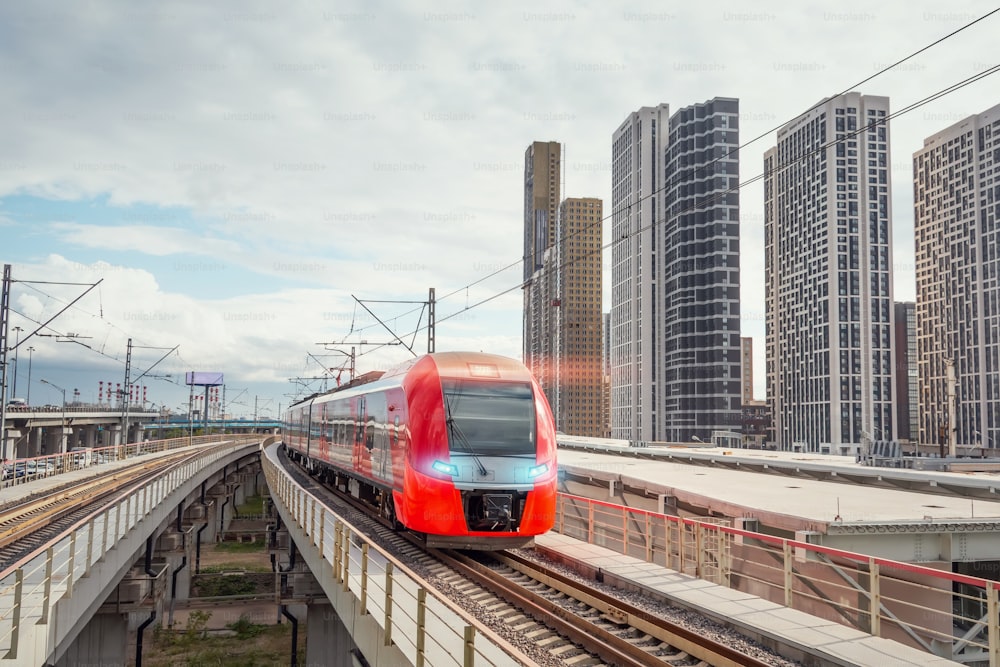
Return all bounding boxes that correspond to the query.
[444,396,488,476]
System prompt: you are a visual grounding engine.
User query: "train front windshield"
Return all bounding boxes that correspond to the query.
[441,379,536,456]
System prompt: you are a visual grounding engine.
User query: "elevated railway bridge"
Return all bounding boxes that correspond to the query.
[1,436,999,665]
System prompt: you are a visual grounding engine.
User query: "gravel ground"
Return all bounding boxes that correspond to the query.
[512,547,804,666]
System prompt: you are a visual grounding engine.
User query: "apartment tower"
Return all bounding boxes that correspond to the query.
[913,103,1000,451]
[611,98,742,443]
[553,197,604,436]
[523,141,561,408]
[765,92,896,454]
[893,302,918,443]
[740,337,755,403]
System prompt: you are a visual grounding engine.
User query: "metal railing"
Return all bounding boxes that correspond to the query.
[2,405,159,415]
[555,492,1000,666]
[262,450,533,667]
[0,436,260,662]
[0,435,242,491]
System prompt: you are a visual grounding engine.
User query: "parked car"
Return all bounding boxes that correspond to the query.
[3,462,27,479]
[69,447,93,466]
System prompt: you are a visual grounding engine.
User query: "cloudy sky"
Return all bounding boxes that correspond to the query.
[1,1,997,418]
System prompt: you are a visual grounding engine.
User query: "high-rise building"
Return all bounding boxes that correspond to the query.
[552,197,604,437]
[740,337,755,403]
[765,92,896,454]
[740,337,770,448]
[611,98,741,443]
[603,312,612,437]
[611,105,666,442]
[893,302,918,443]
[522,142,604,436]
[523,141,561,405]
[913,103,1000,452]
[603,312,611,377]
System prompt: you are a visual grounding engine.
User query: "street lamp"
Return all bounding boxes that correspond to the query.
[10,326,21,401]
[39,379,67,455]
[25,347,34,405]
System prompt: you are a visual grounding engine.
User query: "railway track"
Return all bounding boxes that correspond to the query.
[0,447,221,571]
[431,548,776,667]
[279,448,792,666]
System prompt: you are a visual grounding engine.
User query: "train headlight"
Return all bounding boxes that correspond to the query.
[527,463,548,479]
[432,460,459,477]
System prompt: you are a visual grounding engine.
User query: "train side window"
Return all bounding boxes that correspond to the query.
[393,415,400,444]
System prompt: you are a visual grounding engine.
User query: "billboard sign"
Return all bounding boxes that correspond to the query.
[185,372,224,386]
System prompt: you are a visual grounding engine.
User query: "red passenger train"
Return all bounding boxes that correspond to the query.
[282,351,558,549]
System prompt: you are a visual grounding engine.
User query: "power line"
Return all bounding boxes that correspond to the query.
[335,8,1000,346]
[429,63,1000,332]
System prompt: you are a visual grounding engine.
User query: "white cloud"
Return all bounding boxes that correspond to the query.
[2,1,998,405]
[49,223,243,257]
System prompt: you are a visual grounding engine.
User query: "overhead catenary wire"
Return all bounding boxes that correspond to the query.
[7,305,185,386]
[398,62,1000,342]
[338,8,1000,349]
[16,279,172,356]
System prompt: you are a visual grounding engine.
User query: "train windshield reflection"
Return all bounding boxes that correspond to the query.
[441,379,535,456]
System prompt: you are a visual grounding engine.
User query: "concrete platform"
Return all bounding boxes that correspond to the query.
[558,436,1000,498]
[557,447,1000,529]
[535,532,962,667]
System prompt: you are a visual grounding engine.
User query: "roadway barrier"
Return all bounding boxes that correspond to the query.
[556,492,1000,665]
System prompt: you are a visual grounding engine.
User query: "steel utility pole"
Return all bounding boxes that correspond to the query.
[346,287,438,357]
[10,326,21,400]
[428,287,435,353]
[0,264,102,460]
[121,338,132,451]
[26,346,34,404]
[1,264,11,461]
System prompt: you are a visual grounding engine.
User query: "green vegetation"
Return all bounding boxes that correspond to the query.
[145,541,298,666]
[192,574,260,597]
[147,622,304,666]
[214,540,267,554]
[236,494,267,515]
[200,561,272,573]
[154,610,212,647]
[228,614,266,640]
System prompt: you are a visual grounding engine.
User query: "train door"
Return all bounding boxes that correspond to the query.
[366,392,391,484]
[386,388,407,483]
[317,401,329,462]
[353,396,370,475]
[305,402,314,457]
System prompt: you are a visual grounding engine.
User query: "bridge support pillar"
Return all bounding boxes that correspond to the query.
[108,424,123,448]
[54,612,128,667]
[43,426,72,456]
[307,603,359,667]
[3,429,21,460]
[204,486,228,545]
[81,425,98,448]
[31,426,43,457]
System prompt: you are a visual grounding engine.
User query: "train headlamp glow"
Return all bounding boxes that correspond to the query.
[432,460,459,477]
[527,463,548,478]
